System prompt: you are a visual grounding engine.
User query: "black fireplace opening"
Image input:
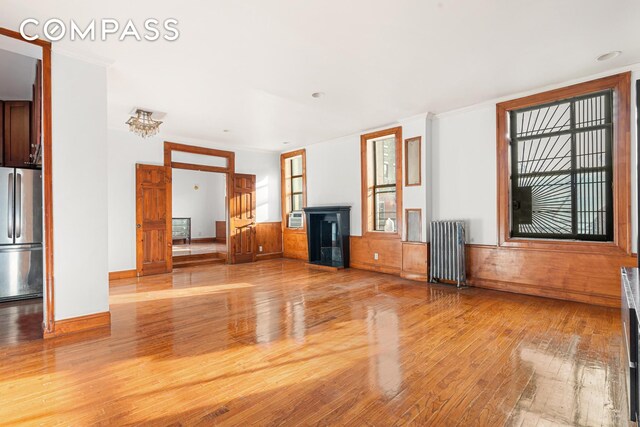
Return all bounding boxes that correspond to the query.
[304,206,351,268]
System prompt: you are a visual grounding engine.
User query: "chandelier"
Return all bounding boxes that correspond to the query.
[126,109,162,138]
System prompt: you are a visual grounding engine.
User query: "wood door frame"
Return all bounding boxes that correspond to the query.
[0,28,54,337]
[163,141,235,269]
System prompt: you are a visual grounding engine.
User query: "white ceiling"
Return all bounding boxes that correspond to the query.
[0,48,36,100]
[1,0,639,151]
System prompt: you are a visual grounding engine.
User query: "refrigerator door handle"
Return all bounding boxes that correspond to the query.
[15,173,21,238]
[7,173,13,239]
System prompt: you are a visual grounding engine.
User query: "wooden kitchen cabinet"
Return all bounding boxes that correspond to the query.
[3,101,32,168]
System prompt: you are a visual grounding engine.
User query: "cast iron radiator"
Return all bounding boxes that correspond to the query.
[429,221,466,287]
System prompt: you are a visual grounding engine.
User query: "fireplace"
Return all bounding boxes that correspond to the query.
[303,206,351,268]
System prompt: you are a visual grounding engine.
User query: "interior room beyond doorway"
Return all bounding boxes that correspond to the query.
[171,168,227,269]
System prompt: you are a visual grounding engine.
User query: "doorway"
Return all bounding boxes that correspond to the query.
[171,168,228,269]
[135,142,259,276]
[0,39,47,342]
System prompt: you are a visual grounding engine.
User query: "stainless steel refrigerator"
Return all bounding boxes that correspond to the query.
[0,167,43,302]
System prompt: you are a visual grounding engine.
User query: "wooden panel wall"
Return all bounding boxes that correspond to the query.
[401,242,428,281]
[466,245,635,307]
[283,230,308,260]
[256,222,283,260]
[215,221,226,243]
[350,236,402,275]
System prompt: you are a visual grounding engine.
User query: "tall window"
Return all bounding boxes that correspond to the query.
[361,127,402,237]
[281,149,306,229]
[373,137,397,231]
[509,90,613,241]
[497,72,630,253]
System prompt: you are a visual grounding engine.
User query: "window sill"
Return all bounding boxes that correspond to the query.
[499,236,629,256]
[363,231,401,240]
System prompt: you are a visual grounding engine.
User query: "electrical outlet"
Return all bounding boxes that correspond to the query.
[374,252,379,260]
[259,245,263,252]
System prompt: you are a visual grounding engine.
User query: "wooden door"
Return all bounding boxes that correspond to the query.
[3,101,31,167]
[136,164,172,276]
[230,173,257,264]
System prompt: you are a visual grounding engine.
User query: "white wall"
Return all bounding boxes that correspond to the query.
[431,68,640,249]
[52,53,109,320]
[172,169,225,238]
[107,128,281,272]
[302,115,429,239]
[431,105,497,245]
[301,67,639,249]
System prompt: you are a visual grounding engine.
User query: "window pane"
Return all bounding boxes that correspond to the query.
[292,194,303,211]
[374,137,396,185]
[509,90,613,241]
[292,177,303,193]
[291,156,303,176]
[374,188,396,232]
[406,210,421,242]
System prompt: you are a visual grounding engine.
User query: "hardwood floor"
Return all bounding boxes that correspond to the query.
[0,298,42,346]
[0,259,626,425]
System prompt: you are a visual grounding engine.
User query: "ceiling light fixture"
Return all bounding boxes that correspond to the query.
[597,51,621,61]
[126,109,162,138]
[311,92,325,98]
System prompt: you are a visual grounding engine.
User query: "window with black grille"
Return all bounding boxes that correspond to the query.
[509,90,613,241]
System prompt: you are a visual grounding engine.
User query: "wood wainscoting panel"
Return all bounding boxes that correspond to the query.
[109,270,137,281]
[350,236,402,275]
[215,221,226,243]
[466,244,636,307]
[283,230,308,260]
[44,311,111,338]
[401,242,428,281]
[256,222,283,259]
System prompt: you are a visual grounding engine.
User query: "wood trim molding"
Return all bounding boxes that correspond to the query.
[0,28,51,48]
[257,252,284,261]
[360,126,403,240]
[496,72,632,255]
[162,142,236,272]
[43,311,111,339]
[404,136,422,187]
[165,141,236,166]
[109,269,137,280]
[1,28,55,337]
[170,162,228,174]
[280,149,307,232]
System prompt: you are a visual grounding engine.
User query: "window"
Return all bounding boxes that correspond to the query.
[509,91,613,241]
[281,149,306,229]
[361,127,403,237]
[497,72,631,253]
[373,137,397,231]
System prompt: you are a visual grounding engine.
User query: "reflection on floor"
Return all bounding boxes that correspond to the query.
[0,260,626,425]
[0,298,42,346]
[172,242,227,257]
[172,242,228,268]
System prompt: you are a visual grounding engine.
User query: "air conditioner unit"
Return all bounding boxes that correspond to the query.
[288,211,304,228]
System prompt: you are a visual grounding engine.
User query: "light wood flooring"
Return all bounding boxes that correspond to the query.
[0,259,626,425]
